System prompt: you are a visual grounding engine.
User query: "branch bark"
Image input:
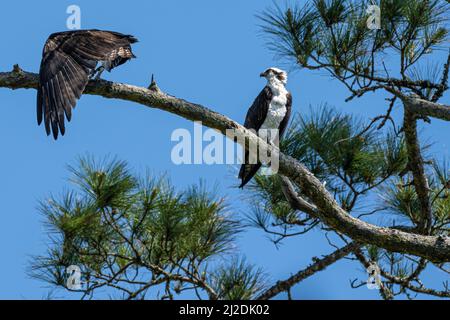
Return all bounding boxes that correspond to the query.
[383,86,450,122]
[405,97,450,122]
[403,107,433,234]
[279,175,318,216]
[1,66,450,262]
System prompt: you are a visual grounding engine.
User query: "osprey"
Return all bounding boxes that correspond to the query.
[37,30,138,139]
[239,67,292,188]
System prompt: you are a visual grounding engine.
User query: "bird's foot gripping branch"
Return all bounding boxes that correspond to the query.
[1,64,450,262]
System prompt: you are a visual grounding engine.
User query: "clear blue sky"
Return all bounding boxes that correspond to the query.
[0,0,448,299]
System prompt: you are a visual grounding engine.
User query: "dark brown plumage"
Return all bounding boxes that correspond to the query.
[37,30,138,139]
[239,86,292,188]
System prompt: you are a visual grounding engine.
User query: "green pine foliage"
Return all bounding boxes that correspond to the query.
[260,0,448,96]
[30,157,264,300]
[254,0,449,299]
[211,258,266,300]
[381,160,450,230]
[29,0,450,300]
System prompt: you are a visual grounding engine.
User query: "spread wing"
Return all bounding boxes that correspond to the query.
[37,30,138,139]
[238,86,272,188]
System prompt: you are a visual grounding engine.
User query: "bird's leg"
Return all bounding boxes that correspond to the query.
[90,61,107,80]
[89,68,97,78]
[93,66,105,80]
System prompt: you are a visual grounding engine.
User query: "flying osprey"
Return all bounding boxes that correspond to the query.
[239,67,292,188]
[37,30,138,139]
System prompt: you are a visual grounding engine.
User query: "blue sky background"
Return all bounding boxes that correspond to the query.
[0,0,448,299]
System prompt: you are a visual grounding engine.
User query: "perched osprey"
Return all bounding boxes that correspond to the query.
[239,67,292,188]
[37,30,138,139]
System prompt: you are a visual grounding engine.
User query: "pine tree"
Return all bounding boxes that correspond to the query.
[251,0,449,299]
[3,0,448,300]
[30,156,266,300]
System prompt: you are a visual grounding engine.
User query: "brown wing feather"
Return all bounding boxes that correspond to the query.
[278,91,292,138]
[37,30,138,139]
[238,163,262,188]
[243,86,272,130]
[239,86,272,188]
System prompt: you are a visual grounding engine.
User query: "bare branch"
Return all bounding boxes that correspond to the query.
[257,242,360,300]
[1,66,450,262]
[432,50,450,102]
[405,98,450,122]
[403,107,433,234]
[279,175,317,216]
[384,86,450,122]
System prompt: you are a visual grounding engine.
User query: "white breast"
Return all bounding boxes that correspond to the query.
[260,85,288,133]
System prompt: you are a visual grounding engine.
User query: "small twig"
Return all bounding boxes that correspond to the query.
[431,50,450,102]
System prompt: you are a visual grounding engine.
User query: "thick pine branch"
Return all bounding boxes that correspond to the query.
[382,86,450,122]
[404,97,450,122]
[403,108,433,234]
[1,65,450,262]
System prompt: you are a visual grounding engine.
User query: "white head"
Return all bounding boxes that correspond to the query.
[260,67,288,85]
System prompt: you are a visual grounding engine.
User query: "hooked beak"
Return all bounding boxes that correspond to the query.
[260,72,266,78]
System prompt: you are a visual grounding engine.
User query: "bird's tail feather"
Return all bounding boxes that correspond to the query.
[239,163,262,188]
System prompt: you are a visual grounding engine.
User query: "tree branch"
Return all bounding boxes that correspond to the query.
[354,249,450,298]
[432,50,450,102]
[403,107,433,234]
[1,66,450,262]
[405,98,450,122]
[384,86,450,122]
[257,242,360,300]
[279,175,317,216]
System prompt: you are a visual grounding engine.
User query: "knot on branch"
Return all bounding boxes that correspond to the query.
[148,74,161,93]
[12,64,23,74]
[409,93,421,100]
